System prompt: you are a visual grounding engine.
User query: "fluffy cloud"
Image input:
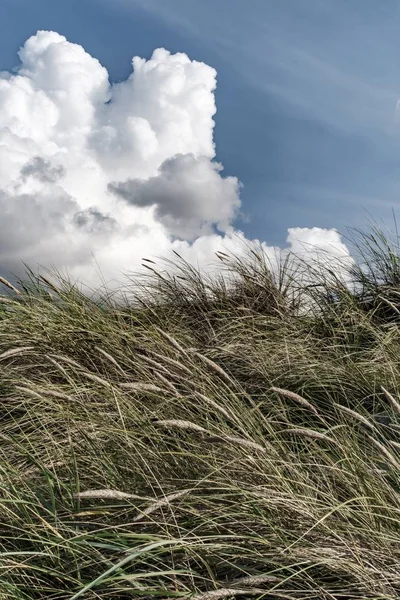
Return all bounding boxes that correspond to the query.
[284,227,354,288]
[286,227,352,270]
[20,157,65,184]
[109,154,241,239]
[0,31,352,290]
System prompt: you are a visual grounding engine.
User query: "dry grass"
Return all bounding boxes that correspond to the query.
[1,228,400,598]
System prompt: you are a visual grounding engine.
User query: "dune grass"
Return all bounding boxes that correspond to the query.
[1,229,400,598]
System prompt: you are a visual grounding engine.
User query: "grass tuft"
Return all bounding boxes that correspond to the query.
[2,227,400,598]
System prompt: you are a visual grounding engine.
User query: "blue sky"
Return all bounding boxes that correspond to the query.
[1,0,400,282]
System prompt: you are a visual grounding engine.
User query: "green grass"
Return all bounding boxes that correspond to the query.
[2,228,400,598]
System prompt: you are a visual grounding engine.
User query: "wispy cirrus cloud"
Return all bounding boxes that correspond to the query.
[119,0,400,132]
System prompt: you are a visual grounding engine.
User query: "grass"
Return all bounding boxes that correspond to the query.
[1,228,400,598]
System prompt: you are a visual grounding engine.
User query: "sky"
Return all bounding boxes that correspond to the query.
[1,0,399,287]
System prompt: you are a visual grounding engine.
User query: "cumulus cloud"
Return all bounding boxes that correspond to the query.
[0,30,352,290]
[109,153,241,239]
[286,227,352,267]
[284,227,354,287]
[20,157,65,184]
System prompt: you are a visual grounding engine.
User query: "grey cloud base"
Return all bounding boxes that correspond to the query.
[109,153,241,239]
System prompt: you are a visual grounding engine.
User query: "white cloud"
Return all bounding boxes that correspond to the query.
[286,227,351,264]
[0,31,352,290]
[284,227,354,288]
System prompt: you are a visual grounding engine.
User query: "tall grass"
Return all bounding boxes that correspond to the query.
[1,228,400,598]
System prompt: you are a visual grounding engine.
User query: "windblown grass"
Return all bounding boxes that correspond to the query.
[1,228,400,598]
